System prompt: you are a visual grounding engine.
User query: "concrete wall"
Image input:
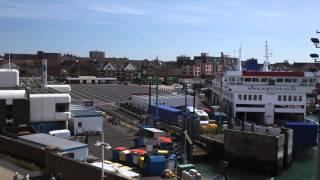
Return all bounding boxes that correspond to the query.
[0,135,128,180]
[224,129,285,175]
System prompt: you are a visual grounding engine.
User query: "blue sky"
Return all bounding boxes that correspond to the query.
[0,0,320,63]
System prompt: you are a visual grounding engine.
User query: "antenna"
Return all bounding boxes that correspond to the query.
[237,46,242,71]
[8,52,11,69]
[263,41,271,72]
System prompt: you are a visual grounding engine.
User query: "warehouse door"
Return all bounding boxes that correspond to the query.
[77,122,83,134]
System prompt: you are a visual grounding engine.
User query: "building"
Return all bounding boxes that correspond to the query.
[69,104,103,135]
[0,62,20,70]
[131,94,194,112]
[194,53,214,77]
[212,62,317,125]
[89,51,105,60]
[65,76,117,84]
[18,133,88,161]
[0,69,71,133]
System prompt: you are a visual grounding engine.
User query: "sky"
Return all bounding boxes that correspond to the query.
[0,0,320,63]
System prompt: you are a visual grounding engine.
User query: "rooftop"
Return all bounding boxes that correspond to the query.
[70,104,102,118]
[18,133,88,151]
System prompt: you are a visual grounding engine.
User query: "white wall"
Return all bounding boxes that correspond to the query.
[132,95,194,112]
[30,94,71,122]
[70,116,103,135]
[0,69,19,88]
[60,147,88,161]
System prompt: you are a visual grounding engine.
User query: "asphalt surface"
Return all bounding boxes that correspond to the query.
[70,84,172,103]
[88,121,136,160]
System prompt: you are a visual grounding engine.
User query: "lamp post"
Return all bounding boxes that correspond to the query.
[95,120,112,180]
[310,30,320,180]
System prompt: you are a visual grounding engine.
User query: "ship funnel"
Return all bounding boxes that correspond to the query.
[41,58,47,86]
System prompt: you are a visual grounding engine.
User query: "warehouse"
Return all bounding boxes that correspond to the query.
[131,94,194,112]
[65,76,117,84]
[19,133,88,161]
[69,104,103,135]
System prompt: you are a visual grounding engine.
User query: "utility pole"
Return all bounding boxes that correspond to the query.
[219,52,225,131]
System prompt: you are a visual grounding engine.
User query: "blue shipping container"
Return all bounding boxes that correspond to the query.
[112,150,120,162]
[150,105,183,125]
[285,122,319,151]
[145,155,166,176]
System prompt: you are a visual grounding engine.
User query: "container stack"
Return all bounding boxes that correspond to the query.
[112,147,127,162]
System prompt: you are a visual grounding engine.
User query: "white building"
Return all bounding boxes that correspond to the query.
[0,69,71,133]
[69,105,103,135]
[65,76,117,84]
[212,70,317,125]
[132,94,194,112]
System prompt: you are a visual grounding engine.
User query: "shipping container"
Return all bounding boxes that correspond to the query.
[285,122,319,151]
[144,155,166,176]
[150,105,183,125]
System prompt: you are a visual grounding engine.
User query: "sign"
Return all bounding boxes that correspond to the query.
[247,85,296,92]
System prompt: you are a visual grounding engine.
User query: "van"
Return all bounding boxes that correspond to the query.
[49,129,71,139]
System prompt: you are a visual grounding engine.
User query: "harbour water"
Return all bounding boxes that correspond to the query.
[195,115,319,180]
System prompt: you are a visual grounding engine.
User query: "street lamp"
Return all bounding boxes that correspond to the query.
[94,141,111,180]
[311,38,320,48]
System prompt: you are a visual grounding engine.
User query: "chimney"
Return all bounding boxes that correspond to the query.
[41,58,47,86]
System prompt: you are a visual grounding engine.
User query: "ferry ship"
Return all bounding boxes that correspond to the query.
[211,47,318,126]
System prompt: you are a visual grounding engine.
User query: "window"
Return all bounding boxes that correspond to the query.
[261,78,268,82]
[288,95,292,101]
[258,95,262,101]
[248,95,252,100]
[293,96,297,101]
[285,79,292,83]
[244,78,251,82]
[299,96,302,101]
[6,105,13,119]
[56,103,69,112]
[278,95,282,101]
[253,95,257,100]
[292,79,297,83]
[252,78,258,82]
[244,95,247,100]
[276,78,283,82]
[78,122,82,128]
[283,95,287,101]
[238,94,242,100]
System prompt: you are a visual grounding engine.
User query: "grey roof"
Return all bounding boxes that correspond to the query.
[19,133,88,151]
[70,104,102,118]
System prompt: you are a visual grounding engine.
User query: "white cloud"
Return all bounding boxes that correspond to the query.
[90,4,148,16]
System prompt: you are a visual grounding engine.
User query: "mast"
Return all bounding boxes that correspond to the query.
[8,52,11,69]
[237,46,242,71]
[263,41,270,72]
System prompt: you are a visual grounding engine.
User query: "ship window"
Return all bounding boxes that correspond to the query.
[302,79,307,83]
[248,95,252,100]
[240,78,243,82]
[283,95,287,101]
[238,94,242,100]
[243,95,247,100]
[252,78,258,82]
[261,78,267,82]
[293,96,297,101]
[258,95,262,101]
[292,79,297,83]
[253,95,257,100]
[288,95,292,101]
[244,78,251,82]
[276,78,283,82]
[278,95,282,101]
[299,96,302,101]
